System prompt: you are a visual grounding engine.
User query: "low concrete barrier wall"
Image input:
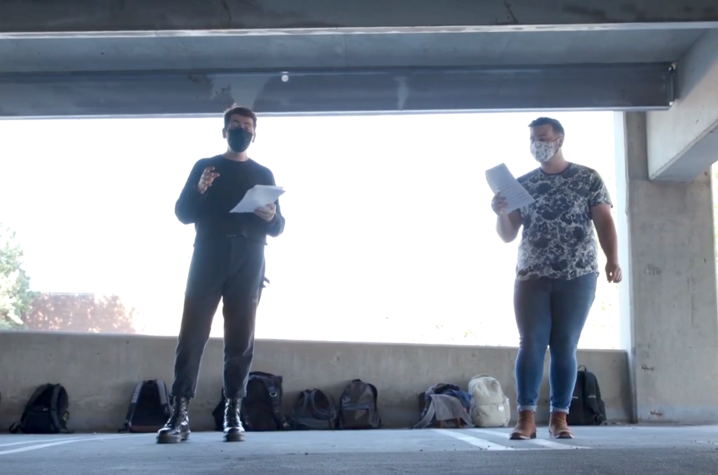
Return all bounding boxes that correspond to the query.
[0,331,631,432]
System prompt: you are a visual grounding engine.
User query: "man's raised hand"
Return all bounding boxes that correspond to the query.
[197,167,220,194]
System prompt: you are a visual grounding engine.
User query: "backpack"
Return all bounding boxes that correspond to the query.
[212,372,288,432]
[568,365,607,426]
[289,389,338,430]
[468,375,511,428]
[119,380,171,433]
[337,379,381,430]
[414,383,474,429]
[9,384,73,434]
[417,383,472,414]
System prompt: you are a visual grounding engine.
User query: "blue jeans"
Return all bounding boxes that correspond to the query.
[513,272,598,413]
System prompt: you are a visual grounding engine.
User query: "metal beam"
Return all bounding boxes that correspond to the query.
[0,64,674,118]
[1,0,718,37]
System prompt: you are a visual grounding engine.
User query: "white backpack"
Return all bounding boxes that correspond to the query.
[468,375,511,428]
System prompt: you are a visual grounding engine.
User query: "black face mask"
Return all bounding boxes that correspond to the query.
[227,128,253,153]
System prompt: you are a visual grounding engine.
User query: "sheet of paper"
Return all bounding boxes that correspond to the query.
[230,185,286,213]
[485,163,535,213]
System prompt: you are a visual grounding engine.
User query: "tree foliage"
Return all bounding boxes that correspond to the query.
[24,293,136,333]
[0,223,36,329]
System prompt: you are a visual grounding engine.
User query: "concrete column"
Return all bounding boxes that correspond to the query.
[616,111,718,423]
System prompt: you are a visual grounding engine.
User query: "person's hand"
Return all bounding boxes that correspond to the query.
[255,203,276,222]
[491,192,508,216]
[606,260,623,283]
[197,166,220,194]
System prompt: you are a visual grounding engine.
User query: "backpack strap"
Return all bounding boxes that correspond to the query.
[212,388,226,432]
[156,380,171,418]
[413,396,437,429]
[49,385,73,434]
[363,382,381,428]
[594,378,607,425]
[583,372,605,424]
[119,382,144,433]
[252,374,287,429]
[367,382,379,403]
[9,384,52,434]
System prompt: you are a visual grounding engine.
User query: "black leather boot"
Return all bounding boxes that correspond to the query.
[223,398,246,442]
[157,396,190,444]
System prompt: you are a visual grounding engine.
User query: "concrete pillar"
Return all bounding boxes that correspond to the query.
[616,111,718,423]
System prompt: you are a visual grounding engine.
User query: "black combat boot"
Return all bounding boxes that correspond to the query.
[223,398,246,442]
[157,396,190,444]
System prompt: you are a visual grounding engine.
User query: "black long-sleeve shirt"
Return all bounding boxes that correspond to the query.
[175,155,285,244]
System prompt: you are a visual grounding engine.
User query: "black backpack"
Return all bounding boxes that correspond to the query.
[9,384,72,434]
[212,372,288,432]
[120,380,171,433]
[338,379,381,430]
[289,389,338,430]
[568,366,607,426]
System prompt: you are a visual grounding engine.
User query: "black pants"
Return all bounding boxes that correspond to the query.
[171,235,265,400]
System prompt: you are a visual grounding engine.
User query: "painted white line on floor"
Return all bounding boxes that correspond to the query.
[0,436,126,456]
[475,430,590,450]
[527,438,588,450]
[0,437,86,448]
[434,429,516,451]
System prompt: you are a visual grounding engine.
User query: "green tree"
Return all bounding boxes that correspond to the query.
[0,223,36,330]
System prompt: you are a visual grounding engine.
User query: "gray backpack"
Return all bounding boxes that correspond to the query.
[338,379,381,429]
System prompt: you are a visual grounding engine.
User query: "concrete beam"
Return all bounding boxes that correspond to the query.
[0,64,674,118]
[647,30,718,181]
[1,0,718,37]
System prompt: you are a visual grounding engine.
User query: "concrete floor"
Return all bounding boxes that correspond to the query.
[1,425,717,474]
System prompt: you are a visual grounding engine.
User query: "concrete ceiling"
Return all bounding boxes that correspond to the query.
[0,29,707,74]
[3,0,718,34]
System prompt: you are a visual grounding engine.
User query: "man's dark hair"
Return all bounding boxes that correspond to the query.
[223,105,257,129]
[529,117,565,136]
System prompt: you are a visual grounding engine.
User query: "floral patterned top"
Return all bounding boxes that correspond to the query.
[515,163,612,281]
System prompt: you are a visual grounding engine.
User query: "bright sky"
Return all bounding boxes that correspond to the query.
[0,111,620,348]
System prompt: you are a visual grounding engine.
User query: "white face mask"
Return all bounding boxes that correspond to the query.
[530,140,559,163]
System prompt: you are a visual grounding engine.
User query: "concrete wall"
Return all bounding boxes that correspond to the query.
[0,331,631,432]
[620,112,718,423]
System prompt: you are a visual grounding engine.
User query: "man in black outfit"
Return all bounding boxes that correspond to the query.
[157,106,285,444]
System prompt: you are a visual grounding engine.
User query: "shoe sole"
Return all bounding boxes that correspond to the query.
[224,432,245,442]
[156,433,190,444]
[509,433,537,440]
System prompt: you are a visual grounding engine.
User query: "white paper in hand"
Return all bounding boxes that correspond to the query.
[230,185,285,213]
[485,163,535,213]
